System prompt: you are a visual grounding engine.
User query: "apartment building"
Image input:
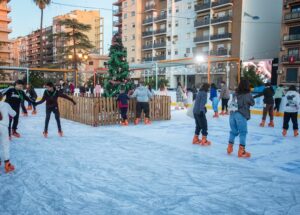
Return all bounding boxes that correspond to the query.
[278,0,300,86]
[113,0,124,35]
[0,0,12,66]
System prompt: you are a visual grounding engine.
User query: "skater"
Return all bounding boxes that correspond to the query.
[219,81,230,115]
[35,82,76,137]
[117,87,130,126]
[176,82,185,110]
[25,84,38,115]
[210,83,219,118]
[192,83,211,146]
[274,84,284,115]
[131,81,153,125]
[95,83,102,97]
[282,85,299,137]
[227,79,255,158]
[2,80,33,138]
[20,99,28,117]
[0,92,16,173]
[254,83,275,127]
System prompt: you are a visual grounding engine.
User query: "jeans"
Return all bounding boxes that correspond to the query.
[262,104,274,121]
[229,112,248,146]
[212,97,219,112]
[194,112,208,136]
[8,106,20,136]
[283,112,298,130]
[44,106,62,132]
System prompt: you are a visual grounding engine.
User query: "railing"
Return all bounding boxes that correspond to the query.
[144,57,153,62]
[210,33,232,40]
[153,42,166,48]
[0,27,12,32]
[210,49,231,56]
[211,15,232,24]
[212,0,233,7]
[283,34,300,41]
[143,17,154,24]
[113,20,121,26]
[58,96,171,126]
[193,36,210,43]
[194,2,211,12]
[282,55,300,62]
[145,4,156,11]
[142,31,154,37]
[153,55,166,61]
[194,19,210,27]
[285,0,300,5]
[142,44,153,49]
[154,28,167,35]
[154,14,167,22]
[284,12,300,21]
[113,9,121,15]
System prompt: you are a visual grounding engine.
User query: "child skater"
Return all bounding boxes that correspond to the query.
[282,85,299,137]
[117,86,130,126]
[227,79,255,158]
[2,80,33,138]
[0,92,16,173]
[35,82,76,137]
[25,84,38,115]
[192,83,211,146]
[210,83,219,118]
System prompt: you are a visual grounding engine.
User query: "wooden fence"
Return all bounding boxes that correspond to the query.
[58,95,171,126]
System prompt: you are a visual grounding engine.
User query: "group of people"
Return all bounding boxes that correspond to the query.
[0,80,76,173]
[192,80,299,158]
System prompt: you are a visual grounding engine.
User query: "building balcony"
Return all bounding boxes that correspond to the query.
[113,20,122,27]
[284,0,300,5]
[0,27,12,33]
[211,15,232,24]
[143,57,153,62]
[153,41,166,49]
[142,44,153,50]
[153,55,166,61]
[154,28,167,35]
[113,0,123,6]
[0,47,10,53]
[142,31,154,37]
[194,2,211,12]
[0,6,11,12]
[145,4,156,11]
[113,8,122,16]
[210,33,232,41]
[194,19,210,28]
[281,55,300,64]
[193,48,209,56]
[210,49,231,56]
[283,34,300,44]
[194,35,210,43]
[212,0,233,8]
[143,17,154,25]
[0,15,11,23]
[154,14,167,22]
[284,12,300,23]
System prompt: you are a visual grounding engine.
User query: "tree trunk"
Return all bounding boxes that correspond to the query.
[39,8,44,67]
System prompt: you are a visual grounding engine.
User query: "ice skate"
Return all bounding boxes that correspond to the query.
[32,110,37,115]
[43,131,48,138]
[192,135,200,144]
[22,112,28,117]
[5,161,15,173]
[294,130,299,137]
[144,118,151,125]
[200,136,211,146]
[220,111,225,116]
[227,143,233,154]
[134,118,140,125]
[12,130,20,138]
[58,131,63,137]
[259,120,265,127]
[282,129,287,137]
[213,112,219,118]
[238,145,251,158]
[268,121,274,127]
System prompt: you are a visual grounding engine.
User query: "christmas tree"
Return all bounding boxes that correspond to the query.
[104,33,133,97]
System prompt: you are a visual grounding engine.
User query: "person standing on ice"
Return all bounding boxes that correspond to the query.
[274,84,284,115]
[176,82,185,110]
[131,81,153,125]
[282,85,299,137]
[210,83,219,118]
[192,83,211,146]
[2,80,34,139]
[219,81,230,115]
[117,86,130,126]
[25,84,38,115]
[35,82,76,138]
[254,82,275,127]
[227,79,255,158]
[0,92,16,173]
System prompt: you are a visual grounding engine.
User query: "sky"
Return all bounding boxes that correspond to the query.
[9,0,114,54]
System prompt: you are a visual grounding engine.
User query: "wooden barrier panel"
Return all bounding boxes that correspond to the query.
[58,95,171,126]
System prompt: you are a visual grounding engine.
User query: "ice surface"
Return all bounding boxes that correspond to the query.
[0,105,299,215]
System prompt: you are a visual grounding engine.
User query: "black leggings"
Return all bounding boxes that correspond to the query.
[120,107,128,120]
[274,98,282,112]
[136,102,150,118]
[222,99,229,112]
[45,106,62,132]
[283,112,298,130]
[194,112,208,136]
[8,107,20,136]
[21,101,27,114]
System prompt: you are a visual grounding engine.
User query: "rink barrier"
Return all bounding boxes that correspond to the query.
[58,95,171,126]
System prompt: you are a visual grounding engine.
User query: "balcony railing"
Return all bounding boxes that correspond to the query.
[113,20,121,26]
[283,34,300,42]
[145,4,156,11]
[210,49,231,56]
[154,14,167,22]
[142,31,154,37]
[211,15,232,24]
[282,55,300,63]
[194,2,211,12]
[194,36,210,43]
[153,55,166,61]
[194,19,210,28]
[210,33,232,40]
[113,9,122,15]
[284,12,300,21]
[142,44,153,50]
[143,17,154,24]
[0,27,12,33]
[212,0,233,8]
[153,42,166,48]
[154,28,167,35]
[285,0,300,5]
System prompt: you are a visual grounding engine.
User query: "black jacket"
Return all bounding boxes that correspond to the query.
[254,86,275,104]
[36,90,75,108]
[3,87,32,110]
[26,88,37,100]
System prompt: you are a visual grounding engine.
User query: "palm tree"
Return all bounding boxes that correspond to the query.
[33,0,51,67]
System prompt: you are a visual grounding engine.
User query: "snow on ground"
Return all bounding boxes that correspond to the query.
[0,105,299,215]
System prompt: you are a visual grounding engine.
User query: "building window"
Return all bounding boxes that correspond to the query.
[218,27,225,35]
[175,50,178,55]
[89,61,93,65]
[175,21,179,27]
[124,24,127,30]
[168,22,172,28]
[123,2,128,8]
[131,57,135,63]
[176,6,179,13]
[131,0,135,5]
[186,48,191,54]
[124,13,128,19]
[132,23,135,28]
[288,48,299,56]
[186,33,191,39]
[188,2,192,9]
[168,50,171,55]
[187,19,191,25]
[131,11,135,17]
[131,46,135,51]
[286,68,298,82]
[131,35,135,40]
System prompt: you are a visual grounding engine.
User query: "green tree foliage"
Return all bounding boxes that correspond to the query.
[243,66,264,88]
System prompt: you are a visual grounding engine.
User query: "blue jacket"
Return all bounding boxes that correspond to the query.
[193,90,207,114]
[117,93,130,108]
[210,88,217,101]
